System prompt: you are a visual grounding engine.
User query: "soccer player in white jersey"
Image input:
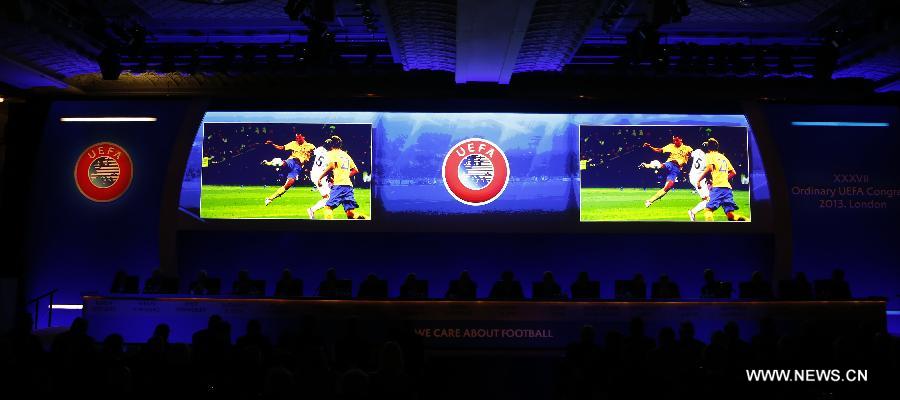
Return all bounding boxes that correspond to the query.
[688,142,711,221]
[306,139,333,219]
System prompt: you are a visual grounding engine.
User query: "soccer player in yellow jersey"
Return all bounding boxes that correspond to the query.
[693,138,749,222]
[315,135,368,220]
[262,132,315,206]
[640,135,693,207]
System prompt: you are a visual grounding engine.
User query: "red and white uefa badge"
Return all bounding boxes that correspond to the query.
[442,138,510,206]
[74,142,133,202]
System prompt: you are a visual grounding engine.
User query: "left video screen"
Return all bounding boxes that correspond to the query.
[201,122,372,220]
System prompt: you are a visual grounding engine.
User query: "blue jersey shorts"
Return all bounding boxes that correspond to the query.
[326,185,359,211]
[285,158,303,181]
[664,161,681,183]
[707,187,738,213]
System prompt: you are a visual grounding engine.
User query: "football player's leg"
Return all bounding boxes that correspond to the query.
[267,178,296,204]
[310,195,328,213]
[704,188,723,221]
[723,198,748,221]
[323,186,343,219]
[647,179,675,206]
[342,189,367,219]
[322,206,334,219]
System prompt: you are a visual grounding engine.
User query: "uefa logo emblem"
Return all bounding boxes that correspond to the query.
[442,138,510,206]
[74,142,133,202]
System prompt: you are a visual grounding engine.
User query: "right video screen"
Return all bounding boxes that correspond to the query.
[580,125,751,222]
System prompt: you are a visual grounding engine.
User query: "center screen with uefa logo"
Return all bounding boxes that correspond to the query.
[193,112,756,222]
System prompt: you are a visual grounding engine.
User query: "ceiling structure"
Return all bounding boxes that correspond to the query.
[0,0,897,96]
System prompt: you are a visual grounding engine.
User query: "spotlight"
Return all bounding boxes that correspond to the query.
[0,96,5,103]
[97,48,122,80]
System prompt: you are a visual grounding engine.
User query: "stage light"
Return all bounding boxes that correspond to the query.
[0,96,4,103]
[791,121,889,127]
[49,304,83,310]
[60,117,158,122]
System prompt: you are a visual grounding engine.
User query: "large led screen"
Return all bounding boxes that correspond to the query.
[201,122,372,219]
[188,112,759,223]
[580,125,750,221]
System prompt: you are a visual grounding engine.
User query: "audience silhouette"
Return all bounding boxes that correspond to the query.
[445,270,477,300]
[489,271,525,299]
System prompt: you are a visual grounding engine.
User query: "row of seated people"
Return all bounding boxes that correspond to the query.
[112,267,853,300]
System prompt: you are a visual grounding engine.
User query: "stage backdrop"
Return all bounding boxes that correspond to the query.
[22,101,898,337]
[762,104,900,331]
[25,100,198,328]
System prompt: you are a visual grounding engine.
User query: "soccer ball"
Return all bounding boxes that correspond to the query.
[648,160,662,169]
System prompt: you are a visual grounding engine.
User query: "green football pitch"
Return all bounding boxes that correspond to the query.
[580,187,751,222]
[201,185,371,219]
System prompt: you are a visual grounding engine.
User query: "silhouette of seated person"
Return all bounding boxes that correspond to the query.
[700,268,732,298]
[110,269,138,294]
[232,269,262,296]
[740,271,773,299]
[570,271,600,299]
[274,268,303,297]
[142,323,170,364]
[189,270,220,295]
[50,317,96,383]
[677,321,705,368]
[318,268,350,297]
[3,313,45,375]
[818,268,852,300]
[143,268,165,294]
[358,273,388,299]
[399,273,427,299]
[617,273,647,299]
[624,317,655,359]
[651,274,681,299]
[369,341,414,400]
[236,319,272,365]
[533,271,565,299]
[779,271,813,300]
[489,271,524,300]
[445,270,477,300]
[335,318,371,371]
[192,315,228,366]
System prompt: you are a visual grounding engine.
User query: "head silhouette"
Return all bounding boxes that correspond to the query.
[832,269,845,281]
[679,321,695,341]
[542,271,554,283]
[153,323,170,340]
[70,317,88,335]
[576,271,589,282]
